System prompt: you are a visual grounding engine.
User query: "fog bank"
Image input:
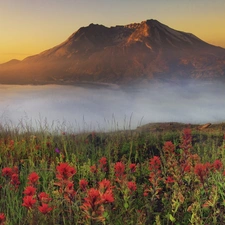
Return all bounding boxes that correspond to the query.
[0,80,225,132]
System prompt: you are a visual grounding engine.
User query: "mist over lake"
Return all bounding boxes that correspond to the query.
[0,81,225,132]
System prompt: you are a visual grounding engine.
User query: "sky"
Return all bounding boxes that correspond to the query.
[0,0,225,64]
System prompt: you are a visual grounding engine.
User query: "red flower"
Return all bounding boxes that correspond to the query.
[99,157,107,171]
[127,181,137,192]
[38,203,53,214]
[180,128,192,153]
[38,192,51,203]
[114,162,125,177]
[82,188,103,210]
[165,176,175,184]
[22,196,36,209]
[102,190,114,203]
[194,163,209,184]
[90,165,97,173]
[99,179,111,192]
[10,173,20,187]
[23,186,36,196]
[56,163,76,180]
[0,213,6,225]
[99,157,107,166]
[163,141,175,154]
[149,156,161,171]
[129,163,136,173]
[28,172,39,185]
[212,159,223,171]
[79,179,88,191]
[2,167,12,177]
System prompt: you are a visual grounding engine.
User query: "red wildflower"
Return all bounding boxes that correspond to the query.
[38,203,53,214]
[114,162,125,177]
[99,157,107,166]
[82,188,103,210]
[79,179,88,191]
[0,213,6,225]
[28,172,39,186]
[129,163,136,173]
[180,128,192,153]
[56,163,76,180]
[38,192,51,203]
[2,167,12,177]
[64,181,76,202]
[127,181,137,192]
[23,186,36,196]
[163,141,175,154]
[149,156,161,171]
[212,159,223,171]
[99,179,111,192]
[194,163,210,184]
[90,165,97,173]
[22,196,36,209]
[165,176,175,184]
[99,157,107,171]
[10,173,20,187]
[102,190,114,203]
[183,163,191,173]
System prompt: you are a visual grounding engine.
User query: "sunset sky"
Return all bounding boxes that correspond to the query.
[0,0,225,64]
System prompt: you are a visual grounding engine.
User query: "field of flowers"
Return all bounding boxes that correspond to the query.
[1,125,225,224]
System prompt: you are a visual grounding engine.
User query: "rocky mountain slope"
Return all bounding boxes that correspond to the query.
[0,19,225,85]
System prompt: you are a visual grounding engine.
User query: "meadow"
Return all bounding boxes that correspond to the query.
[1,122,225,225]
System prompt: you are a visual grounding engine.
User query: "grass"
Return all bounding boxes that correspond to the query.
[0,121,225,224]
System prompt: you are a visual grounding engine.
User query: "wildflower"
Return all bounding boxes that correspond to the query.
[23,186,36,196]
[165,176,175,184]
[0,213,6,225]
[90,165,97,173]
[99,157,107,171]
[149,156,161,171]
[64,181,76,202]
[163,141,175,154]
[56,163,76,180]
[180,128,192,153]
[99,179,111,192]
[28,172,39,186]
[38,203,53,214]
[79,179,88,191]
[2,167,12,177]
[129,163,136,173]
[10,173,20,188]
[38,192,51,203]
[127,181,137,192]
[81,188,103,211]
[194,163,209,184]
[22,196,36,209]
[55,148,60,154]
[212,159,223,171]
[114,162,125,177]
[182,163,191,173]
[99,157,107,166]
[102,190,114,203]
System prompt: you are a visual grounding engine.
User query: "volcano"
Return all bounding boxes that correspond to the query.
[0,19,225,85]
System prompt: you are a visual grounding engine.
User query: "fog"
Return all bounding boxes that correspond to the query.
[0,80,225,132]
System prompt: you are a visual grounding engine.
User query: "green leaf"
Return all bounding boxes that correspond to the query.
[124,202,129,209]
[169,214,176,223]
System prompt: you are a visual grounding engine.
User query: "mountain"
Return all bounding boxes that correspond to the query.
[0,19,225,85]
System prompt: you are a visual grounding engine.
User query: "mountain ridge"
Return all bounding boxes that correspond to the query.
[0,19,225,85]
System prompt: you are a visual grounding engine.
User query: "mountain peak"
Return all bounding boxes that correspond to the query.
[0,19,225,85]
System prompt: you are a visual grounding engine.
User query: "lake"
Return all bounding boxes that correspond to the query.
[0,81,225,132]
